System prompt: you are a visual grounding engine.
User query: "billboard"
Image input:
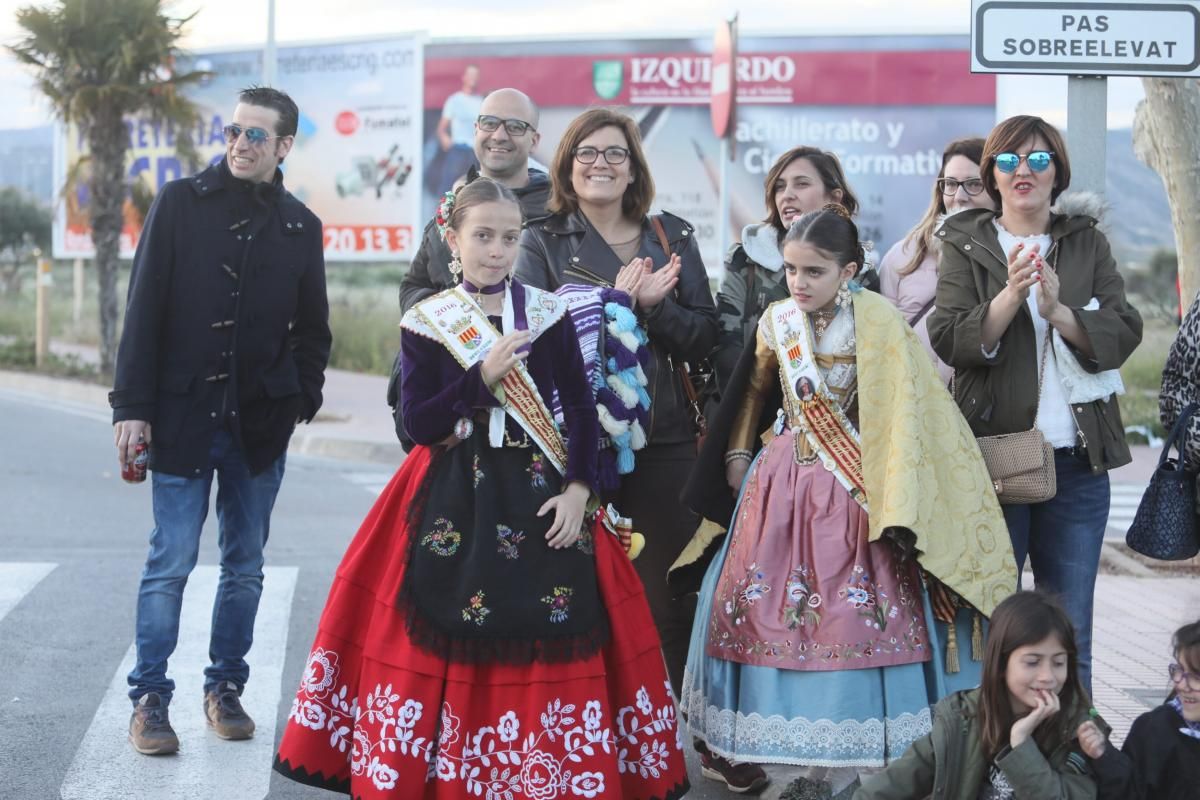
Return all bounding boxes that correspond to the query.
[420,36,996,274]
[53,34,424,261]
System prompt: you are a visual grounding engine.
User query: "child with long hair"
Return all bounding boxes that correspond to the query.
[855,591,1102,799]
[679,205,1014,793]
[273,178,688,799]
[1077,619,1200,799]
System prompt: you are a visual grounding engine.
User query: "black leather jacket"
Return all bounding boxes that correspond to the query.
[515,209,718,446]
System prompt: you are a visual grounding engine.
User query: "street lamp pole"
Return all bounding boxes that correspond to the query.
[263,0,277,86]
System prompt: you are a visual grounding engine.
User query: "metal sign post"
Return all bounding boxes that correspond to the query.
[1066,75,1108,195]
[971,0,1200,199]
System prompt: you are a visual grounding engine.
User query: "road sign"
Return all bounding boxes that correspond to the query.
[971,0,1200,76]
[710,18,736,139]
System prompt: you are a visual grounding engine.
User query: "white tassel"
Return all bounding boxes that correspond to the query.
[608,324,642,353]
[607,374,640,408]
[596,405,630,437]
[630,421,647,450]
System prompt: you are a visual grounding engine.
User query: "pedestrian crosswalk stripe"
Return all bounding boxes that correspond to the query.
[342,470,392,496]
[60,565,298,800]
[1107,482,1147,533]
[0,562,56,625]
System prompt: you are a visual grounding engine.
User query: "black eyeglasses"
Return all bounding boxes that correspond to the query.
[573,146,630,166]
[476,115,535,136]
[1169,663,1200,690]
[222,124,284,146]
[937,178,985,196]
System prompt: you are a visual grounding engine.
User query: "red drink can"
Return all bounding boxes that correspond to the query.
[122,437,148,484]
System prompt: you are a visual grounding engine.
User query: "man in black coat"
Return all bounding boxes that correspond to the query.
[109,86,330,756]
[388,88,549,446]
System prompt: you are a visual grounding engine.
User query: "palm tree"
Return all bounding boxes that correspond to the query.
[9,0,207,373]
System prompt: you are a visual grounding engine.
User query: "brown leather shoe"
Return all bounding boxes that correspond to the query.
[203,681,256,740]
[129,693,179,755]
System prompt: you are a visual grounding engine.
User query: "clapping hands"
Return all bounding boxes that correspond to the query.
[614,254,681,311]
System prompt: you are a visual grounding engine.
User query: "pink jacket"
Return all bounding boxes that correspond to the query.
[878,236,953,385]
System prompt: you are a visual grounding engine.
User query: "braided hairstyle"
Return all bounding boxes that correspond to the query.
[782,203,866,275]
[444,177,520,235]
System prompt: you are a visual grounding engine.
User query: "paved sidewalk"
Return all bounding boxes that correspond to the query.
[1,337,402,466]
[1092,575,1198,744]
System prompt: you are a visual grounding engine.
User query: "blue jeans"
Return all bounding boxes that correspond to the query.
[1002,450,1109,695]
[127,429,286,704]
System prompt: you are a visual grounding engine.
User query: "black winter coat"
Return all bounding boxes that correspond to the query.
[1091,702,1200,800]
[514,209,718,447]
[110,160,331,477]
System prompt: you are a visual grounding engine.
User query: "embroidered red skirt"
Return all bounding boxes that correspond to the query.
[274,446,689,800]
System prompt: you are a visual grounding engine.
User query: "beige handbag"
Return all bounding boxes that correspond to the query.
[963,329,1057,505]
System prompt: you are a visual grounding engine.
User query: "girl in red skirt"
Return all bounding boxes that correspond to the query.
[274,178,689,800]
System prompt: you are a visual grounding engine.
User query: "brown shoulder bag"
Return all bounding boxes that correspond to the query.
[960,328,1057,505]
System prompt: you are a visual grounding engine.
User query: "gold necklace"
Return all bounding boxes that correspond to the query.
[810,308,837,339]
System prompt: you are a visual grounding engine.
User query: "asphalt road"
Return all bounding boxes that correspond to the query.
[0,389,395,799]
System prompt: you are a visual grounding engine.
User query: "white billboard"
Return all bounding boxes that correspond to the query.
[53,33,425,261]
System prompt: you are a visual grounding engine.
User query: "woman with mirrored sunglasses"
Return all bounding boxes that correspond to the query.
[928,115,1142,698]
[879,136,993,386]
[514,108,718,709]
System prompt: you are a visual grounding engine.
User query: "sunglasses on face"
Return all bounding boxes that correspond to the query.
[994,151,1055,173]
[476,115,535,136]
[222,124,283,145]
[573,146,630,166]
[937,178,986,196]
[1169,663,1200,690]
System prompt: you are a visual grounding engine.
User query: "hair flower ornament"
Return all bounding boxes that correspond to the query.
[435,190,456,242]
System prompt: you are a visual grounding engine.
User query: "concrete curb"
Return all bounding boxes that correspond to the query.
[1099,541,1157,577]
[289,434,405,467]
[0,368,405,467]
[0,368,110,406]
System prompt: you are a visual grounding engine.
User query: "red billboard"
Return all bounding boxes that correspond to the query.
[419,35,996,273]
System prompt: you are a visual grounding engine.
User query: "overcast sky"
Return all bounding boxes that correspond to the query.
[0,0,1147,129]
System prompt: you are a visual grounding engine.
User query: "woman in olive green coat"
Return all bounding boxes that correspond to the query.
[927,116,1141,696]
[856,592,1104,800]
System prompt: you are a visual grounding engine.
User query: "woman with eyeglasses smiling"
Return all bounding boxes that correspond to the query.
[928,115,1142,699]
[1076,618,1200,799]
[515,108,718,713]
[879,137,993,385]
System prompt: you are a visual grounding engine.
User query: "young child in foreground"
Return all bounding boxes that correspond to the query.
[1076,618,1200,800]
[854,591,1102,799]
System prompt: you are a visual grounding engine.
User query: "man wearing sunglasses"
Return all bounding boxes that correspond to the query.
[390,88,548,446]
[110,85,331,756]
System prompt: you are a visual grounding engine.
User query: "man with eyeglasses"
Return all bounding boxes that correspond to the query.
[390,88,548,445]
[110,86,330,756]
